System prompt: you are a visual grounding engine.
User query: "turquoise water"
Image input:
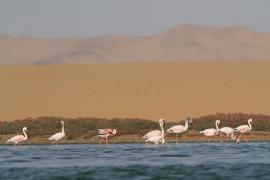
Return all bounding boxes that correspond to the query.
[0,142,269,180]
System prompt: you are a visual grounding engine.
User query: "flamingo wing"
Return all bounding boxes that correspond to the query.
[143,130,161,139]
[220,127,234,135]
[167,125,185,134]
[7,135,25,144]
[234,125,249,133]
[49,132,65,141]
[200,128,218,137]
[145,135,161,144]
[98,129,112,135]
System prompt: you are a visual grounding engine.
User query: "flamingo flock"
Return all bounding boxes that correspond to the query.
[5,118,253,145]
[199,119,253,144]
[144,118,253,144]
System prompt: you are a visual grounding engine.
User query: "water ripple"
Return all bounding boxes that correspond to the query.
[0,142,269,180]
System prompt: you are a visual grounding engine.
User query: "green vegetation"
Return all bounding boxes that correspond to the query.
[191,113,270,131]
[1,113,270,143]
[0,117,158,140]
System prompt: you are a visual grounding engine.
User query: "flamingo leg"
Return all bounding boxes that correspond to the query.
[236,137,240,144]
[243,134,249,142]
[176,134,179,144]
[220,133,224,143]
[237,134,242,144]
[164,134,167,143]
[106,137,108,144]
[99,138,102,145]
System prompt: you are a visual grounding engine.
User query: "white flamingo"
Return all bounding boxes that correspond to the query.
[97,129,117,144]
[200,120,220,143]
[7,127,28,145]
[217,120,236,142]
[145,118,166,145]
[143,118,167,140]
[48,121,65,142]
[234,119,252,143]
[166,117,192,143]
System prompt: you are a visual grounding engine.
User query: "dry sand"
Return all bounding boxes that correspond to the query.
[1,61,270,121]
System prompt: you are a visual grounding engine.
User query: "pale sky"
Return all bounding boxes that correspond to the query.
[0,0,269,37]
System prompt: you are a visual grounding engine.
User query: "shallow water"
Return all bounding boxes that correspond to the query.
[0,142,269,180]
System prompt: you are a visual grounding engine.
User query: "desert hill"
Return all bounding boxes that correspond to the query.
[1,24,270,65]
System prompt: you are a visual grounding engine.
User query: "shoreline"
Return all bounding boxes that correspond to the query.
[1,131,269,145]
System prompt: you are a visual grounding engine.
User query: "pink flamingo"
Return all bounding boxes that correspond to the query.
[7,127,28,145]
[234,119,252,143]
[166,117,192,143]
[217,120,236,142]
[97,129,117,144]
[200,120,220,143]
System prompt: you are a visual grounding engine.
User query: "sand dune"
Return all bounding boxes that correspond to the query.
[1,61,270,121]
[1,24,270,65]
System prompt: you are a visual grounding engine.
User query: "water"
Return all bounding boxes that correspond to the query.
[0,142,269,180]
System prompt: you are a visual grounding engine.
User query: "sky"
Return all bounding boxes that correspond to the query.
[0,0,269,37]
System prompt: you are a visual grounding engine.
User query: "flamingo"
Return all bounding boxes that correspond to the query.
[7,127,28,145]
[166,117,192,143]
[200,120,220,143]
[48,121,65,143]
[217,120,236,142]
[145,118,166,145]
[97,129,117,144]
[143,118,167,140]
[234,119,252,143]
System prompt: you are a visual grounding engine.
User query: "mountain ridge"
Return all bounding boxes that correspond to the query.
[1,24,270,65]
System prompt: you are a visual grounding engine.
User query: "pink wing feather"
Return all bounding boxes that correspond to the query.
[98,129,113,135]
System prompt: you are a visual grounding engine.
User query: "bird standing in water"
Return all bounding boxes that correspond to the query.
[7,127,28,145]
[48,121,65,143]
[97,129,117,144]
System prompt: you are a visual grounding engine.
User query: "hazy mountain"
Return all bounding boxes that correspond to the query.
[1,24,270,65]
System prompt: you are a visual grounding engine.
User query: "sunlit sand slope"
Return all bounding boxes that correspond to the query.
[1,61,270,121]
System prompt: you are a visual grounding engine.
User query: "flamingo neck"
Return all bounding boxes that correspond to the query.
[23,129,28,140]
[184,120,189,131]
[62,124,65,134]
[161,130,165,144]
[159,121,164,131]
[248,121,252,131]
[160,123,165,144]
[215,121,219,131]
